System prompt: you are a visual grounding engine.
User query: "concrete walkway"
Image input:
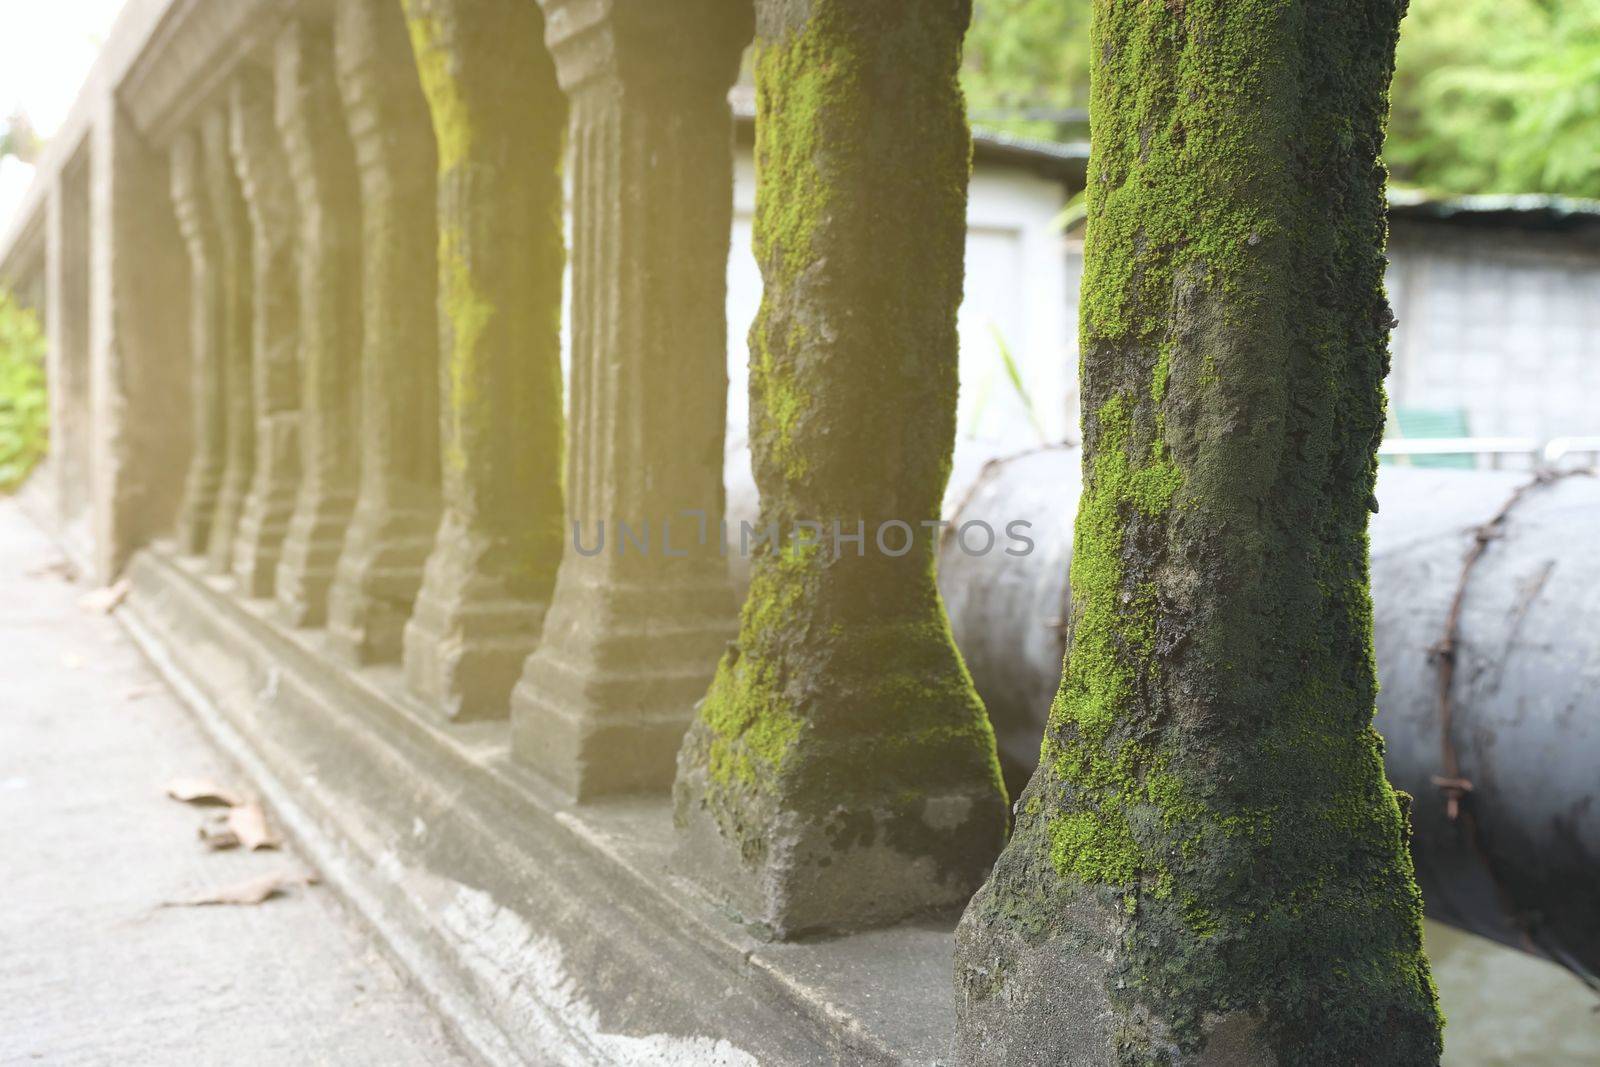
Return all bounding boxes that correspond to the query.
[0,500,472,1067]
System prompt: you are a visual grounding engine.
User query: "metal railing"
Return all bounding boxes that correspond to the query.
[1543,436,1600,468]
[1377,436,1600,472]
[1377,437,1542,470]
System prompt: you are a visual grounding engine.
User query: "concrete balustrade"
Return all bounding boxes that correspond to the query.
[0,1,1491,1061]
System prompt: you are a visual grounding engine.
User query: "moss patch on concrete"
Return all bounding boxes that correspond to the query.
[675,0,1007,928]
[957,1,1444,1062]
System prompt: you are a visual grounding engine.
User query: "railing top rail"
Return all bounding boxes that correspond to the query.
[1377,437,1542,456]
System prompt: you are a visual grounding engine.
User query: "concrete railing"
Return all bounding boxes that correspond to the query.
[1,2,1029,1061]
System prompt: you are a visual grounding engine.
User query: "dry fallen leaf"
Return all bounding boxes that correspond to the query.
[226,802,281,851]
[164,777,245,808]
[77,579,130,614]
[197,814,240,851]
[161,868,319,908]
[25,557,79,582]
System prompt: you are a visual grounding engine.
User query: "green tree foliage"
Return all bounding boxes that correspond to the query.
[963,0,1091,142]
[0,110,42,164]
[1388,0,1600,197]
[0,291,48,491]
[963,0,1600,199]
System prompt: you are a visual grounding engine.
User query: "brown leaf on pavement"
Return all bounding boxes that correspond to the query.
[160,869,320,908]
[197,814,240,851]
[164,777,245,808]
[25,557,79,581]
[77,579,130,614]
[226,802,281,851]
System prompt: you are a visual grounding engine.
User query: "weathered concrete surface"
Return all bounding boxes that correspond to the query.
[5,492,1592,1065]
[119,538,965,1065]
[198,105,256,578]
[272,14,364,630]
[228,64,302,599]
[399,0,566,723]
[508,0,745,797]
[673,0,1007,940]
[88,93,193,584]
[325,0,441,666]
[168,129,226,559]
[1425,923,1600,1066]
[0,499,470,1066]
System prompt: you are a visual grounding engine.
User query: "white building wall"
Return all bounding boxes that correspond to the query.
[1385,227,1600,441]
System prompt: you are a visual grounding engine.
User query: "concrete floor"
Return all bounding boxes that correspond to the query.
[0,500,473,1067]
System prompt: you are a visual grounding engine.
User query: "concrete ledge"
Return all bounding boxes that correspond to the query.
[118,544,957,1066]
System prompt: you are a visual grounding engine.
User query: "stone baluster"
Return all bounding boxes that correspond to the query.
[325,0,441,664]
[167,130,226,556]
[507,0,750,797]
[45,159,91,537]
[93,99,194,580]
[198,105,255,575]
[953,2,1441,1060]
[273,14,364,627]
[228,66,301,597]
[397,0,566,720]
[671,1,1008,937]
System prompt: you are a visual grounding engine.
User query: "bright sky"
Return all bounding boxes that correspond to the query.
[0,0,127,232]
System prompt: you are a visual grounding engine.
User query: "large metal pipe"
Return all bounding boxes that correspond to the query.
[727,445,1600,978]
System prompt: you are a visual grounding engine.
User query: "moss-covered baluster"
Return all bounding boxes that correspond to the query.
[670,0,1009,938]
[397,0,565,721]
[952,2,1446,1062]
[325,0,441,664]
[199,105,255,575]
[507,0,748,794]
[274,15,364,628]
[168,130,226,557]
[228,66,301,598]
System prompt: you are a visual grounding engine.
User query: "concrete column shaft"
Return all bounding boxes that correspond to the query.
[325,0,441,665]
[167,131,226,557]
[272,16,364,629]
[229,65,301,597]
[198,106,255,575]
[671,0,1009,939]
[398,0,567,722]
[507,0,751,799]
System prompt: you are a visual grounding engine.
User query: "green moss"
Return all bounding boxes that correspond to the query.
[749,317,811,481]
[750,25,860,282]
[992,0,1444,1060]
[397,0,565,602]
[698,544,812,787]
[405,2,491,480]
[682,2,1007,883]
[435,227,493,475]
[403,9,471,172]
